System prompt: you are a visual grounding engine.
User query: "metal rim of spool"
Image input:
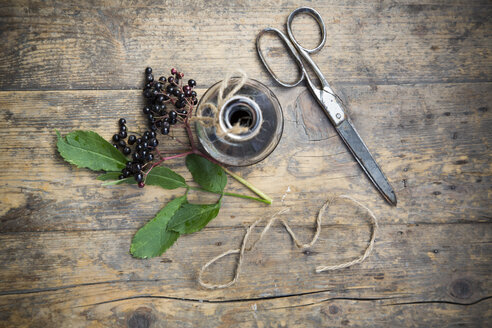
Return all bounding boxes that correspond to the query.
[218,95,263,141]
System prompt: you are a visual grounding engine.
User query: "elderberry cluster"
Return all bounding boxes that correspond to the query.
[143,67,197,135]
[111,67,198,187]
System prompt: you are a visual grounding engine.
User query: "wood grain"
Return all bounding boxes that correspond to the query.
[0,0,491,327]
[0,0,490,90]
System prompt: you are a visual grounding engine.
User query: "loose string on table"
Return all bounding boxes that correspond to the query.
[198,194,379,289]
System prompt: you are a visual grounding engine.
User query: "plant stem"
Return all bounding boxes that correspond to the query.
[188,186,271,205]
[223,191,271,204]
[191,150,273,205]
[222,167,273,204]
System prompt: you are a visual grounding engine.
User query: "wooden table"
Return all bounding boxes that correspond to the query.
[1,1,490,327]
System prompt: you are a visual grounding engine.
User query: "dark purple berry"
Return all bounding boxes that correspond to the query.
[132,152,141,161]
[143,106,151,114]
[120,125,127,132]
[176,100,185,109]
[113,144,118,148]
[144,89,152,98]
[146,74,154,82]
[159,76,166,83]
[119,118,126,126]
[171,68,177,75]
[118,140,126,148]
[145,67,152,75]
[112,134,120,142]
[161,126,169,135]
[168,76,175,84]
[128,135,137,145]
[134,172,143,183]
[119,130,127,139]
[188,79,196,87]
[123,147,131,155]
[138,181,145,188]
[136,137,142,144]
[149,138,158,147]
[169,110,177,119]
[119,174,125,180]
[191,91,197,98]
[156,95,165,104]
[146,153,154,162]
[122,169,131,177]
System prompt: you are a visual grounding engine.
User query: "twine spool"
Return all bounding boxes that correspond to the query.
[193,70,256,138]
[198,195,378,289]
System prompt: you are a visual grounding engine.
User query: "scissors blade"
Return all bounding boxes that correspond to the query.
[336,120,397,206]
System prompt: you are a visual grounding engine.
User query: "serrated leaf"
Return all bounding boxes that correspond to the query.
[167,200,221,234]
[186,154,227,193]
[56,130,127,172]
[145,166,187,190]
[97,172,135,186]
[130,196,187,259]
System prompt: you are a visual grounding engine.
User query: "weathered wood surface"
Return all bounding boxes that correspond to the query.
[0,0,491,327]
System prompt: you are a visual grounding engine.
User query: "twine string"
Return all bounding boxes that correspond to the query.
[198,195,378,289]
[194,70,251,137]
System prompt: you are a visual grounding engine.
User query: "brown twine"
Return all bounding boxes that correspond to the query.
[193,70,252,137]
[198,194,378,289]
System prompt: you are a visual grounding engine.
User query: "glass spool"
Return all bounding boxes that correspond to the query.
[195,78,283,166]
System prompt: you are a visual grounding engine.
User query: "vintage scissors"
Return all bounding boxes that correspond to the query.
[256,7,397,206]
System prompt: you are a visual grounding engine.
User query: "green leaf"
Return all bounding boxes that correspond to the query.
[130,196,187,259]
[186,154,227,193]
[167,200,221,234]
[97,172,135,186]
[97,172,121,181]
[56,130,127,172]
[145,166,187,190]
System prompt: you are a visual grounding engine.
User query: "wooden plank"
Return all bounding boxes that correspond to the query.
[0,82,490,233]
[0,0,490,90]
[0,223,490,326]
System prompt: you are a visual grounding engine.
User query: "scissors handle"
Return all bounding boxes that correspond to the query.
[256,27,305,88]
[286,7,327,55]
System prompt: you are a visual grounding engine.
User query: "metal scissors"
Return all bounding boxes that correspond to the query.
[256,7,397,206]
